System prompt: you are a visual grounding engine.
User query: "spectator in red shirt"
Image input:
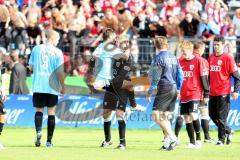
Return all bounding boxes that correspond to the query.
[208,36,240,145]
[39,8,53,30]
[181,0,202,18]
[145,5,159,22]
[160,0,181,20]
[127,0,145,16]
[79,0,93,19]
[207,0,228,31]
[102,0,118,15]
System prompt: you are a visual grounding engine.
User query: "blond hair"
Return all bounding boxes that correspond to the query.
[180,40,194,51]
[154,36,168,49]
[46,30,60,43]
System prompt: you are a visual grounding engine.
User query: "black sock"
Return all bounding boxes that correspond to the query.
[0,123,4,135]
[175,116,184,137]
[128,90,136,107]
[47,115,55,143]
[104,121,111,142]
[201,119,210,140]
[118,120,126,146]
[193,120,201,141]
[35,112,43,133]
[186,123,195,144]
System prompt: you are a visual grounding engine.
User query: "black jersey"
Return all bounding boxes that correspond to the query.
[112,55,133,80]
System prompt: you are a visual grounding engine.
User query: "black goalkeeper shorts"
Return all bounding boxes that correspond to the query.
[33,93,58,108]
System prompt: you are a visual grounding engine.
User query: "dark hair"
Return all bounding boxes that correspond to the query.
[102,28,115,41]
[214,36,225,44]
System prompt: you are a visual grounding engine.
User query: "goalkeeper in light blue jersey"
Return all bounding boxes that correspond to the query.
[92,29,122,90]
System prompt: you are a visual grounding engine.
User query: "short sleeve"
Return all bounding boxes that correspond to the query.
[199,58,209,76]
[56,50,64,72]
[29,46,36,66]
[228,55,238,74]
[92,45,101,57]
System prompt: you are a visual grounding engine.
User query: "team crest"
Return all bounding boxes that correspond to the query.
[190,65,194,70]
[217,60,222,66]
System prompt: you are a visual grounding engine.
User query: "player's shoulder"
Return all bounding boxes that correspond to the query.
[32,44,42,51]
[223,52,234,59]
[209,53,215,58]
[55,47,62,54]
[208,53,217,61]
[178,56,184,64]
[195,56,207,62]
[53,47,63,57]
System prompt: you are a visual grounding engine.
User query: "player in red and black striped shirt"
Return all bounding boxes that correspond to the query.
[208,36,240,145]
[179,40,209,149]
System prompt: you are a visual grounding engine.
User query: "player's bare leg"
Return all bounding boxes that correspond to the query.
[152,111,177,151]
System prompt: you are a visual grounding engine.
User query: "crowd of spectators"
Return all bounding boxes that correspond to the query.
[0,0,240,80]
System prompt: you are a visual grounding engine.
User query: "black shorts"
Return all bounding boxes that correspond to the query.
[152,86,178,112]
[180,101,199,115]
[103,84,128,112]
[33,93,58,108]
[0,98,6,115]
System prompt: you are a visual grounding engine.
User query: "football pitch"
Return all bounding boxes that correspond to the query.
[0,128,239,160]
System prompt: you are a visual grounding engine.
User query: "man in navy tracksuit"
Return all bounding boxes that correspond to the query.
[146,36,184,151]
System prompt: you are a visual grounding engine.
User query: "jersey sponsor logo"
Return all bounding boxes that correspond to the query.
[165,58,177,65]
[183,71,193,77]
[210,65,221,72]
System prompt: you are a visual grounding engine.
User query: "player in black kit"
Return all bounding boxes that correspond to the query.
[100,35,146,149]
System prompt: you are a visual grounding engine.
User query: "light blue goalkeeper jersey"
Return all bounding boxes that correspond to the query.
[29,44,64,95]
[93,42,122,86]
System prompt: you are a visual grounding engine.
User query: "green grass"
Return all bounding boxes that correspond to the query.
[0,128,239,160]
